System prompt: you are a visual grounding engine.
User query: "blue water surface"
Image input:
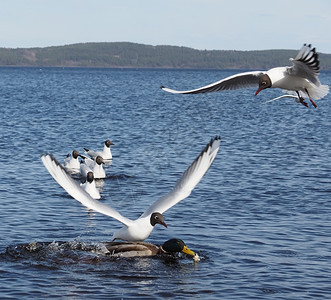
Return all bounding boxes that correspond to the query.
[0,67,330,299]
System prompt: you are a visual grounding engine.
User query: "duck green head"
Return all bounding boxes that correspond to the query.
[161,239,196,257]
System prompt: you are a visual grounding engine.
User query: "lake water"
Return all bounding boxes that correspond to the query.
[0,67,330,299]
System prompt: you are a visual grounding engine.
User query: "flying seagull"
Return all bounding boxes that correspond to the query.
[161,44,329,108]
[41,136,220,242]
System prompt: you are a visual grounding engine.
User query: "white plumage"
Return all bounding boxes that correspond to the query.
[41,136,221,242]
[161,44,329,107]
[80,156,106,179]
[80,171,101,200]
[84,140,114,160]
[63,150,83,172]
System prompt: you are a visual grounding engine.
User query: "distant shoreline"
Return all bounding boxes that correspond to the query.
[1,42,331,70]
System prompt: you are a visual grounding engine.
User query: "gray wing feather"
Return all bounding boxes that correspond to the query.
[287,44,320,85]
[161,71,264,94]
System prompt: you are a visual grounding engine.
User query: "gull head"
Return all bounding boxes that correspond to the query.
[95,156,105,165]
[255,74,272,96]
[105,140,115,147]
[150,212,167,228]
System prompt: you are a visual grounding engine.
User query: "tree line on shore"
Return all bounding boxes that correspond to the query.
[1,42,331,70]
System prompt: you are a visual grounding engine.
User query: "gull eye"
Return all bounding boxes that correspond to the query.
[262,81,266,85]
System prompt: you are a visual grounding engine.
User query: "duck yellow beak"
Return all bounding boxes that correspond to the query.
[181,245,196,257]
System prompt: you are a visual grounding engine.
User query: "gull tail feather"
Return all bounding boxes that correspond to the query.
[306,84,329,100]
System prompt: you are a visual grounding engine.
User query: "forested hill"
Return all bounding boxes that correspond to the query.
[1,42,331,70]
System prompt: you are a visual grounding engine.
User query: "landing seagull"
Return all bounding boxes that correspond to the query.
[41,136,220,242]
[161,44,329,108]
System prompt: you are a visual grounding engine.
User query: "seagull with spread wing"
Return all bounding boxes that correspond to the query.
[41,136,220,242]
[161,44,329,108]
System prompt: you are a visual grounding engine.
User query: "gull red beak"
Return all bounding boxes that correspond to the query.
[255,88,262,96]
[161,221,167,228]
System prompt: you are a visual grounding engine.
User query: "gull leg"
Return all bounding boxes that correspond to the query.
[305,88,317,108]
[296,91,308,107]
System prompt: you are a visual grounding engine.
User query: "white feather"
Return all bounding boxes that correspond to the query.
[41,136,221,241]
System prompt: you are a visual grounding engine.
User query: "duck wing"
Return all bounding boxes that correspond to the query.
[161,71,264,94]
[141,136,220,218]
[41,154,132,227]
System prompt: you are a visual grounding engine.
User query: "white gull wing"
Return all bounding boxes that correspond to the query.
[41,154,132,227]
[287,44,320,85]
[140,136,220,218]
[161,71,264,94]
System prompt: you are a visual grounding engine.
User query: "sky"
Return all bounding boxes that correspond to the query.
[1,0,331,53]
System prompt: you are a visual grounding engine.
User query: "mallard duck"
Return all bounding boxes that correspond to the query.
[103,238,199,261]
[8,239,200,262]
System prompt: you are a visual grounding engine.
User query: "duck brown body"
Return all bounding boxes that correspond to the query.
[102,241,160,257]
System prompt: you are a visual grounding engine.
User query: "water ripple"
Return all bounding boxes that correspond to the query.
[0,68,330,299]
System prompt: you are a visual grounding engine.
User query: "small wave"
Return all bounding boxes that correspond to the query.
[105,174,133,180]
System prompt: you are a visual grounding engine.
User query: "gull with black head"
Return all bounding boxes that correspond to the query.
[63,150,84,172]
[41,136,220,242]
[161,44,329,108]
[80,155,106,179]
[84,139,114,160]
[80,171,101,200]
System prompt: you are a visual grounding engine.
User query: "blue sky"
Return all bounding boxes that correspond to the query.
[1,0,330,53]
